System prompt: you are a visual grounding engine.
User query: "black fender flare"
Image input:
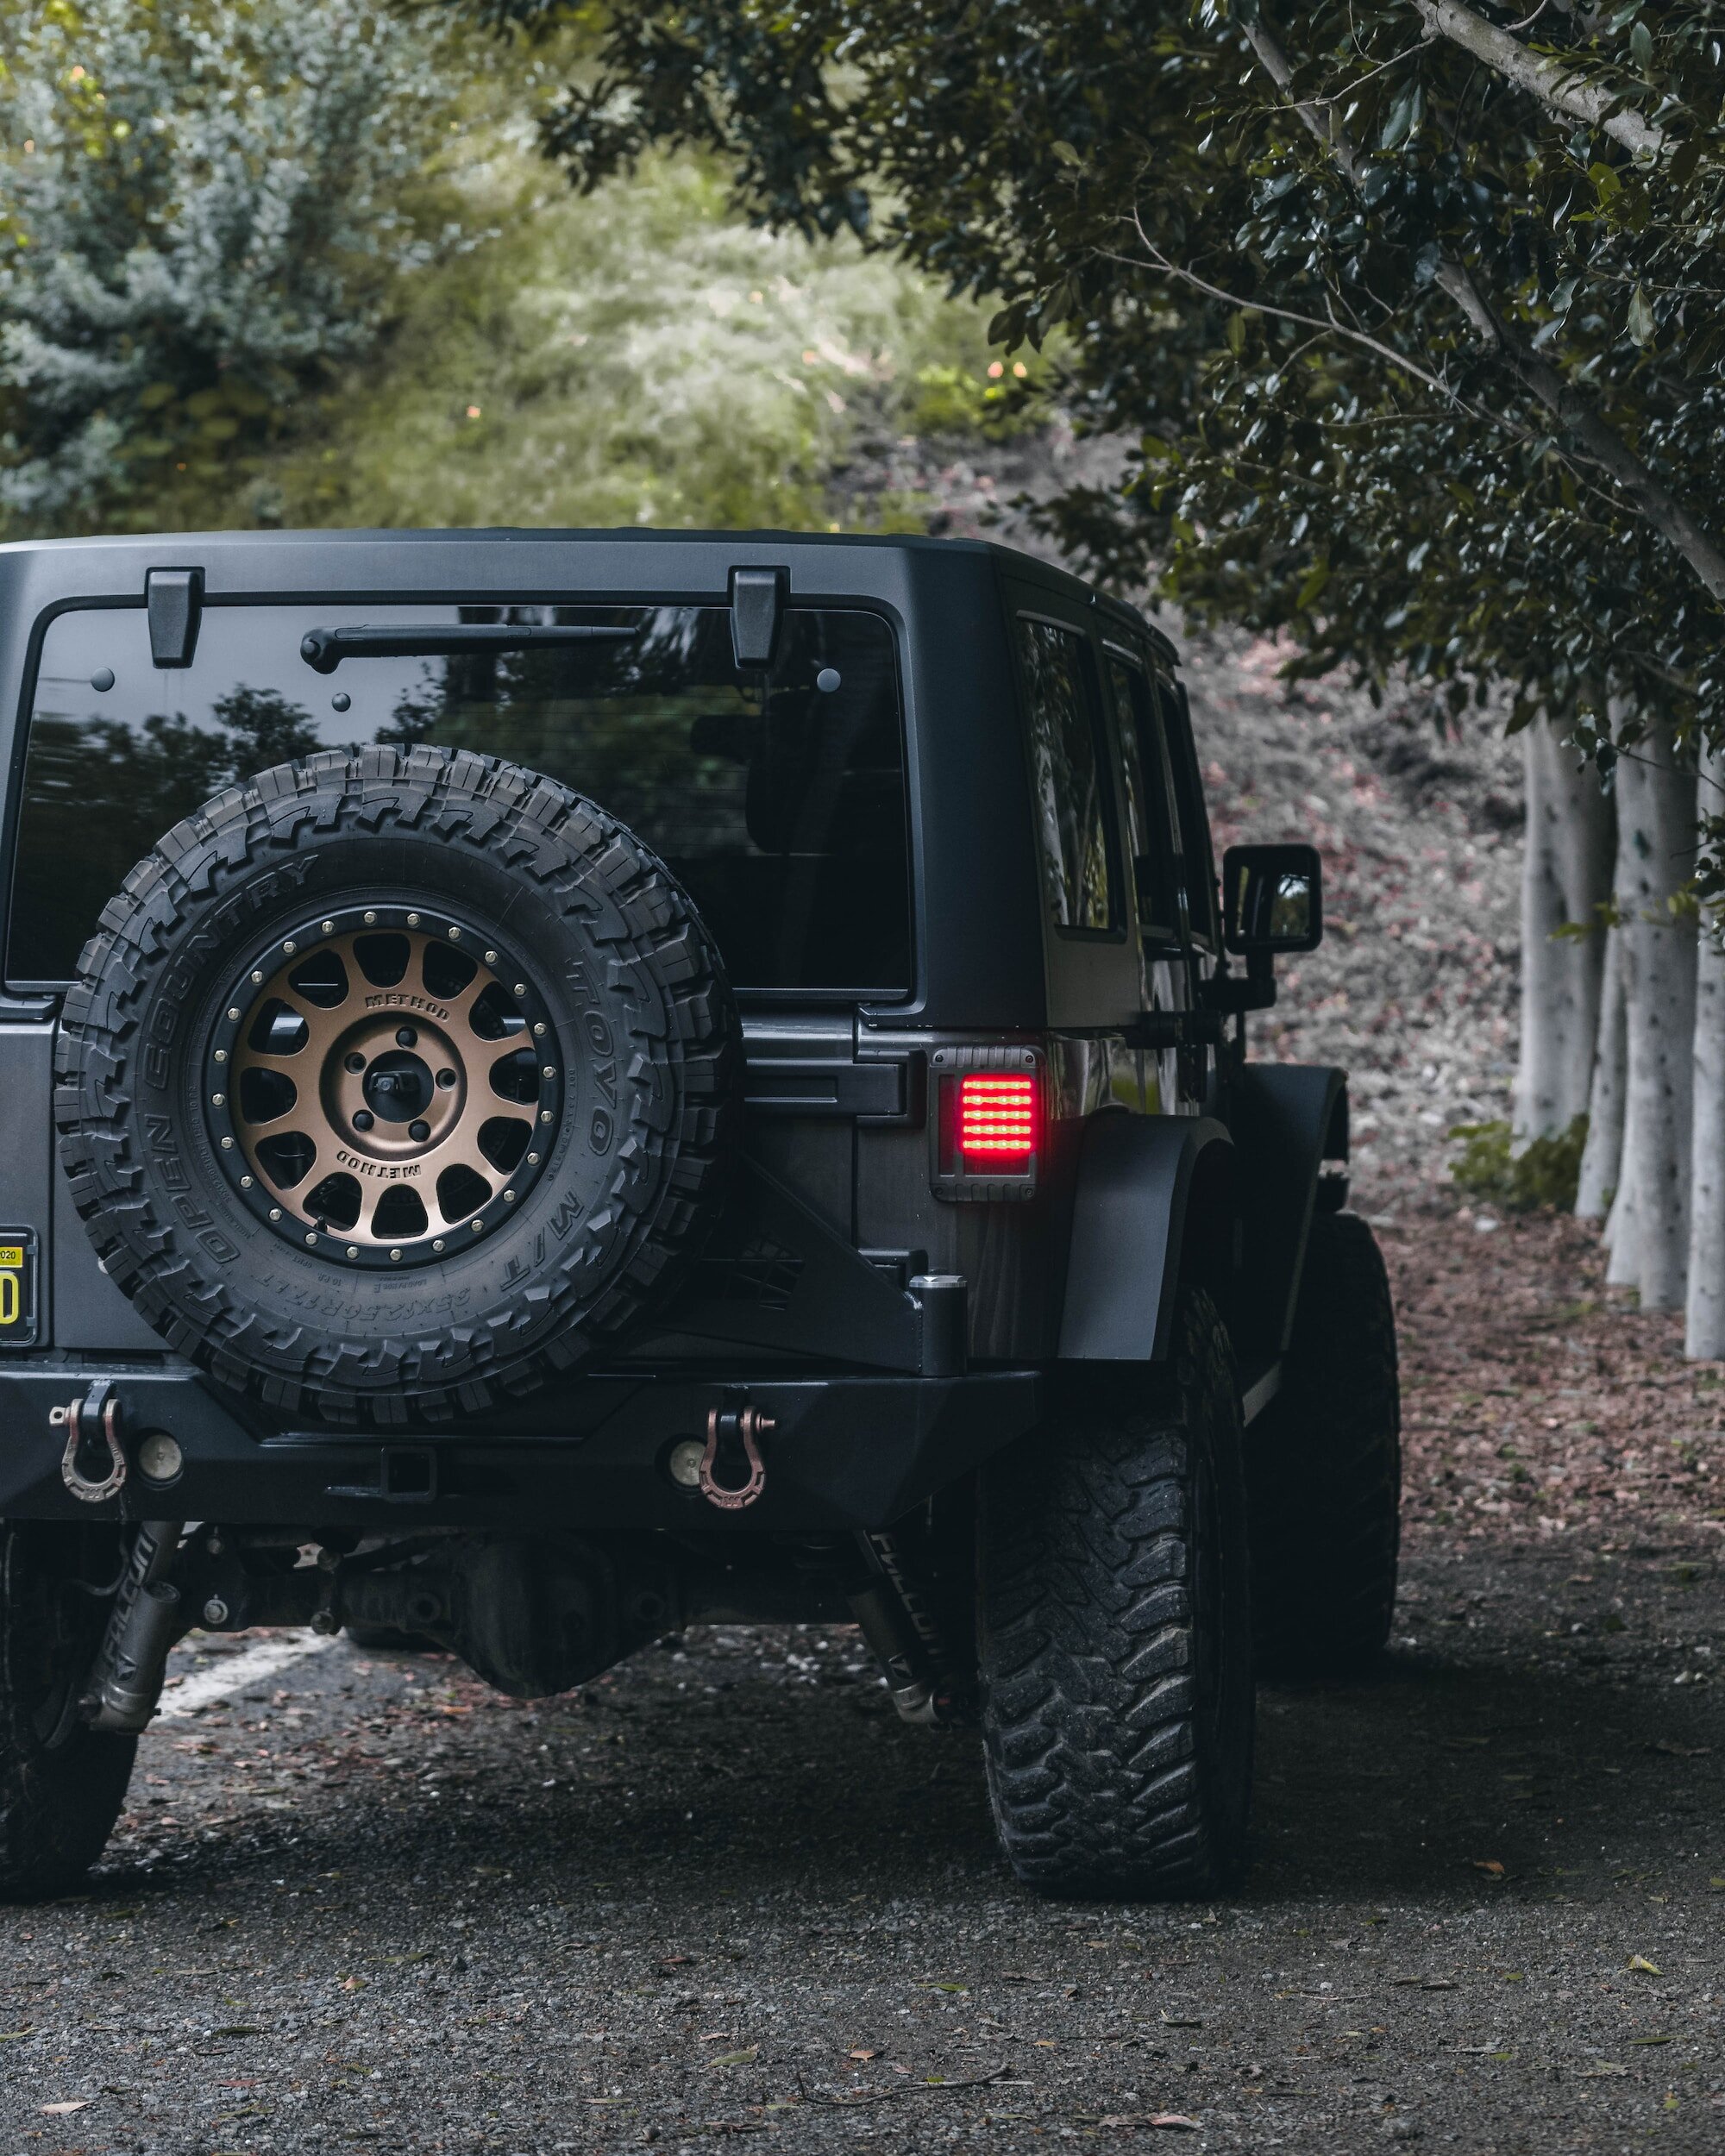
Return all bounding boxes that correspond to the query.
[1056,1114,1235,1363]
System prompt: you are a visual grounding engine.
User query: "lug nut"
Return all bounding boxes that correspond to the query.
[202,1597,229,1627]
[409,1119,430,1142]
[353,1109,374,1131]
[346,1051,366,1073]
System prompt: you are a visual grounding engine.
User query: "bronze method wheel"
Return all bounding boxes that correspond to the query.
[207,905,563,1269]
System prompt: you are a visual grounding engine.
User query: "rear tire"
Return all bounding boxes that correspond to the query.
[0,1524,136,1902]
[1246,1210,1402,1676]
[976,1288,1254,1899]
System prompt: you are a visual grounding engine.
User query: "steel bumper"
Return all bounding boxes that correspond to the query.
[0,1363,1042,1532]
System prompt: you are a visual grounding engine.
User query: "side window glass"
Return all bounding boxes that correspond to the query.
[1105,654,1179,940]
[1016,617,1116,933]
[1157,672,1218,946]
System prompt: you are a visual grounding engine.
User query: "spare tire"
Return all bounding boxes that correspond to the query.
[54,747,740,1424]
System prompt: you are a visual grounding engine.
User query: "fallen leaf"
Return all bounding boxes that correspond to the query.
[1628,2035,1672,2046]
[1627,1955,1662,1975]
[340,1977,366,1992]
[1472,1859,1505,1877]
[1149,2115,1201,2131]
[41,2103,91,2116]
[709,2048,758,2069]
[848,2048,880,2061]
[1160,2013,1203,2028]
[1577,2064,1629,2078]
[1648,1740,1709,1758]
[661,1955,694,1967]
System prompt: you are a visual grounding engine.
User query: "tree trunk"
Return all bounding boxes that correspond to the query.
[1612,728,1698,1309]
[1514,719,1614,1143]
[1577,924,1627,1220]
[1686,745,1725,1355]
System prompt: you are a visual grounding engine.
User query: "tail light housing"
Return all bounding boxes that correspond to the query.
[931,1048,1041,1200]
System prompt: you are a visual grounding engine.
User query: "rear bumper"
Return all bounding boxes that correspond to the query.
[0,1363,1041,1532]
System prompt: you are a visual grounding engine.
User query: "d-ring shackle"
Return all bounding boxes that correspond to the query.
[698,1406,774,1511]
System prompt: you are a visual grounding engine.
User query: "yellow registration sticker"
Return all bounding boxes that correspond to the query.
[0,1247,21,1269]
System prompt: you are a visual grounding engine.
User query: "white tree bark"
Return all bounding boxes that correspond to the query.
[1514,719,1614,1143]
[1685,744,1725,1355]
[1612,727,1698,1309]
[1577,924,1627,1220]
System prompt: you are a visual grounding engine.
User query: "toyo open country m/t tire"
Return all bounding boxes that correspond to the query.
[1245,1208,1402,1675]
[977,1288,1255,1900]
[55,748,740,1424]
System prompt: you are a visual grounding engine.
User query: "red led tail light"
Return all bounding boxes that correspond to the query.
[958,1073,1037,1160]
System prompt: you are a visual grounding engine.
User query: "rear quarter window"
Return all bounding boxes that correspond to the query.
[1016,616,1116,934]
[10,601,913,996]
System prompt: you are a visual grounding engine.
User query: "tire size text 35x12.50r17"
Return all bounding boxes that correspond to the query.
[53,747,742,1424]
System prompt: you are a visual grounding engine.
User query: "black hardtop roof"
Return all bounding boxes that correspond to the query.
[0,523,1175,662]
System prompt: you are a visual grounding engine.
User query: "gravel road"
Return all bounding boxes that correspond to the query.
[5,1527,1722,2155]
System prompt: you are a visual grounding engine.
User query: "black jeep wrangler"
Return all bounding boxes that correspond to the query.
[0,530,1399,1902]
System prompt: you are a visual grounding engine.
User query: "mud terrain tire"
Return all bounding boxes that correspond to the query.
[976,1288,1255,1899]
[1246,1209,1402,1674]
[0,1524,136,1902]
[55,749,740,1425]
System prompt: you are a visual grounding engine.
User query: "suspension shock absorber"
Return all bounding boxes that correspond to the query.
[85,1520,186,1733]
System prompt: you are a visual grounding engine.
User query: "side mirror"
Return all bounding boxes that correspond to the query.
[1221,843,1322,956]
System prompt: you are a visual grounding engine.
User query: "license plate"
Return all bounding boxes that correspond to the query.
[0,1229,40,1346]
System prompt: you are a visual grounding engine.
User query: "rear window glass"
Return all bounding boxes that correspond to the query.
[1016,617,1116,933]
[11,603,912,994]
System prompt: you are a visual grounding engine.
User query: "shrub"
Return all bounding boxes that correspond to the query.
[1448,1116,1589,1213]
[0,0,461,533]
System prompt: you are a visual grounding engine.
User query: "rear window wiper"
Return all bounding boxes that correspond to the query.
[298,624,641,674]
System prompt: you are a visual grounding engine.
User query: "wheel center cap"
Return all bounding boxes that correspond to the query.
[363,1050,434,1123]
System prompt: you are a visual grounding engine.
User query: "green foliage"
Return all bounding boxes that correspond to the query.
[468,1,1725,827]
[253,146,1012,533]
[0,0,464,532]
[1449,1117,1590,1213]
